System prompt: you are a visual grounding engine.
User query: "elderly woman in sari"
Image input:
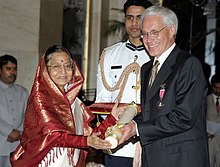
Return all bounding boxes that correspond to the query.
[11,45,123,167]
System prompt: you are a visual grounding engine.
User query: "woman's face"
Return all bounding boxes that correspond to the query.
[47,52,73,91]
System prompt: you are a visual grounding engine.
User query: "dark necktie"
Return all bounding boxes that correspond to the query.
[216,97,219,114]
[148,60,160,88]
[126,43,145,51]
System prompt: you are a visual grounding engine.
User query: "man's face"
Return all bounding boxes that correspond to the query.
[141,15,176,58]
[125,6,145,41]
[0,61,17,84]
[212,83,220,97]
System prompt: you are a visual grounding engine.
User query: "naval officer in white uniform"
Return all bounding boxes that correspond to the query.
[96,0,152,166]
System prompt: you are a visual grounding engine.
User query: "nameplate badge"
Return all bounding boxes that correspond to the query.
[111,65,122,69]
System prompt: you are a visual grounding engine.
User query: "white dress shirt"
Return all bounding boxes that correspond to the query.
[153,43,176,72]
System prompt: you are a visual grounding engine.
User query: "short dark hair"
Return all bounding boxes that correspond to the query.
[123,0,153,15]
[0,54,17,69]
[211,73,220,85]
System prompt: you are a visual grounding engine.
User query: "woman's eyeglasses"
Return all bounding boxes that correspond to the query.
[47,62,73,71]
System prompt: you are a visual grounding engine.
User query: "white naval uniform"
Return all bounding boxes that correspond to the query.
[0,80,29,167]
[96,40,150,158]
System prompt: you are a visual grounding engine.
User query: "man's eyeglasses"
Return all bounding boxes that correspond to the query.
[47,62,73,71]
[140,26,167,39]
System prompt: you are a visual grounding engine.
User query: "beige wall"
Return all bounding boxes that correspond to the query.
[0,0,126,92]
[0,0,41,92]
[0,0,63,92]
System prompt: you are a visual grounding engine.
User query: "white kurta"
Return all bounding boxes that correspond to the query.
[96,41,150,158]
[0,80,28,156]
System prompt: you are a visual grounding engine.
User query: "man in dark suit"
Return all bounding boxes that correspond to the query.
[206,73,220,167]
[119,6,209,167]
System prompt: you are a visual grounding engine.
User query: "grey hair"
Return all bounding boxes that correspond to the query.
[140,6,178,35]
[44,45,72,65]
[45,53,54,65]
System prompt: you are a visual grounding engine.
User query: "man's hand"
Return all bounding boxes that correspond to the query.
[119,122,137,144]
[7,129,21,143]
[87,132,112,149]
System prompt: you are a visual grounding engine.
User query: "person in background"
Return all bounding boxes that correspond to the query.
[95,0,153,166]
[119,6,209,167]
[0,54,29,167]
[206,73,220,167]
[10,45,124,167]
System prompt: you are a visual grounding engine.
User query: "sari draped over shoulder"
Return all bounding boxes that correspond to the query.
[10,55,116,167]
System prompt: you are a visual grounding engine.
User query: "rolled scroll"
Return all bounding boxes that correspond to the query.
[104,101,139,150]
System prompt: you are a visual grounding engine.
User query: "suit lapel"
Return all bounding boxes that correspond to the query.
[140,61,152,119]
[146,46,181,101]
[141,60,153,104]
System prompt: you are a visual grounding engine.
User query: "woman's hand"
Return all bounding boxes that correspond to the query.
[87,132,112,149]
[111,101,126,121]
